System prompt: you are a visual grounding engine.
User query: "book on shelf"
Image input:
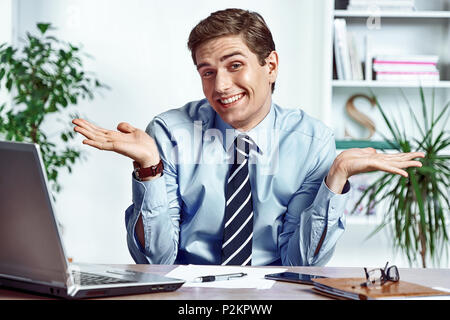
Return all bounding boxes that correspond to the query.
[373,54,440,82]
[334,19,351,80]
[364,34,372,80]
[334,19,363,81]
[312,277,450,300]
[376,71,440,81]
[347,0,416,11]
[374,54,439,64]
[347,31,364,80]
[373,63,438,72]
[335,0,350,10]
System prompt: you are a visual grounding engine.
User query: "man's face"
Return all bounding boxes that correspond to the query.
[195,35,278,132]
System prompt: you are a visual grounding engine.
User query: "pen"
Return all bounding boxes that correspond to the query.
[193,272,247,283]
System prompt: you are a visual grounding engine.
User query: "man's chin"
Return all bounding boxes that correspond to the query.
[211,103,250,129]
[212,110,233,126]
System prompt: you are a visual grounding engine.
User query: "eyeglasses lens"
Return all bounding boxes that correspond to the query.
[387,266,400,282]
[367,269,383,286]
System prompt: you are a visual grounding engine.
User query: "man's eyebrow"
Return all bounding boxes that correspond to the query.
[196,51,247,70]
[220,51,247,62]
[196,62,210,70]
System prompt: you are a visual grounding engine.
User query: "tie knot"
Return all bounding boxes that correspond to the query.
[234,135,252,161]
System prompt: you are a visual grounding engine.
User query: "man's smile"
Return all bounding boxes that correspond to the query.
[217,92,246,108]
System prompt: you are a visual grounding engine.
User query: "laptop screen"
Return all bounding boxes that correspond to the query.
[0,141,69,286]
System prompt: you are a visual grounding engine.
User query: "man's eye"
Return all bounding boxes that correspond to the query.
[231,63,242,70]
[202,71,213,77]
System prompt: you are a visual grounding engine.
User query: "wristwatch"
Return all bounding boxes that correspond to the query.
[133,159,164,181]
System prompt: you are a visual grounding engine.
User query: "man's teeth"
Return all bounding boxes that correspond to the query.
[220,94,243,104]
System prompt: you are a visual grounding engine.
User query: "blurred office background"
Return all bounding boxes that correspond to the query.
[1,0,447,268]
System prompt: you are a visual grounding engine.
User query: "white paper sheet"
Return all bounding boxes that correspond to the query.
[165,265,287,289]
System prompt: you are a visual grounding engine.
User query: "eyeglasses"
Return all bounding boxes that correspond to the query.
[360,261,400,288]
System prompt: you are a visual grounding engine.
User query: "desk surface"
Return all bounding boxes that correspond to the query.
[1,265,450,300]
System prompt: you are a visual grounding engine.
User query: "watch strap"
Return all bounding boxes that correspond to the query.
[133,159,164,180]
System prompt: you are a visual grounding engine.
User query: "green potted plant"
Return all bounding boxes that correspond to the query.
[0,23,107,196]
[353,87,450,268]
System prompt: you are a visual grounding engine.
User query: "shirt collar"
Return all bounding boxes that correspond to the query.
[214,102,276,155]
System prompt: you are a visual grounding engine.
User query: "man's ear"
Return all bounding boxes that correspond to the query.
[266,51,279,83]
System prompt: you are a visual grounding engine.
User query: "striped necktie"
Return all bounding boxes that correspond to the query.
[221,135,254,266]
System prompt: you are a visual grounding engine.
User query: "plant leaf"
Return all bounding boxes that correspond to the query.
[373,94,402,143]
[400,89,425,139]
[37,23,51,34]
[408,170,428,256]
[419,86,429,134]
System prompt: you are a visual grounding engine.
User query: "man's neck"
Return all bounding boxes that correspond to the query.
[232,101,272,132]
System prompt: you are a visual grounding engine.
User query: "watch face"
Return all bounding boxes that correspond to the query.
[133,169,141,181]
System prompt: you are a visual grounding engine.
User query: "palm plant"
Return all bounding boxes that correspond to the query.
[353,87,450,268]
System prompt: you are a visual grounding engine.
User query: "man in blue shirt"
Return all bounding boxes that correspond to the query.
[73,9,424,266]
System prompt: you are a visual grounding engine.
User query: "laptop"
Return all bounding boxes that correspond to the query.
[0,140,184,299]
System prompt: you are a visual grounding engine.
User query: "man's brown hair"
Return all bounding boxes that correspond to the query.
[188,8,276,93]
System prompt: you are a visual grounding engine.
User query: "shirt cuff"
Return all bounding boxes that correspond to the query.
[132,173,168,213]
[312,177,351,220]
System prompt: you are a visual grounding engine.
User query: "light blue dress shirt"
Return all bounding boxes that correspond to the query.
[125,99,349,266]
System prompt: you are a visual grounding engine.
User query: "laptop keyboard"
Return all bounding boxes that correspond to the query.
[71,271,134,286]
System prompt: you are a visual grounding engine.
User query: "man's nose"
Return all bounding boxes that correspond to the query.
[215,69,232,94]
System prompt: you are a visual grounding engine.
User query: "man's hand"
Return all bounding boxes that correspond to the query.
[72,118,160,169]
[326,147,425,194]
[72,118,161,247]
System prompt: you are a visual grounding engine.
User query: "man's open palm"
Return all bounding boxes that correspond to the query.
[336,147,425,178]
[72,118,160,167]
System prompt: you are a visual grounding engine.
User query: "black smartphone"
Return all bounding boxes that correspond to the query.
[264,272,327,285]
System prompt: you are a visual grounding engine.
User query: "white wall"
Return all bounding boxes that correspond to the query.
[0,0,12,43]
[0,0,12,106]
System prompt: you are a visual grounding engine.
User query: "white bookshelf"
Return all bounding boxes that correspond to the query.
[325,0,450,141]
[324,0,450,227]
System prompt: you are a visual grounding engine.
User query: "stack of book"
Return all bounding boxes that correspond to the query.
[373,55,440,82]
[347,0,416,11]
[334,19,364,81]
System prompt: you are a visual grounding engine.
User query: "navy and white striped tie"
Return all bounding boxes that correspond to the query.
[221,135,254,266]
